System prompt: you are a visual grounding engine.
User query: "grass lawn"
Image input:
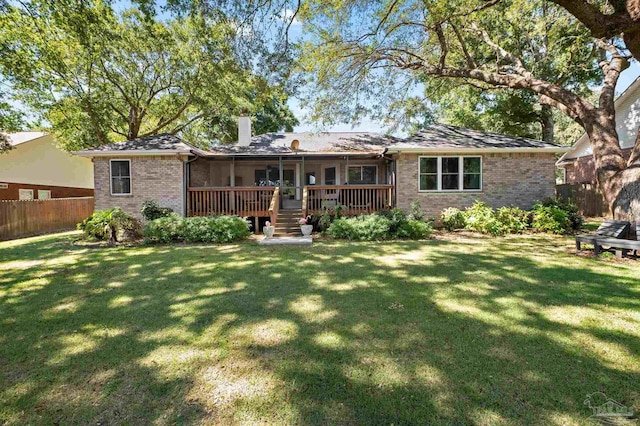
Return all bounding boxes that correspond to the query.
[0,231,638,425]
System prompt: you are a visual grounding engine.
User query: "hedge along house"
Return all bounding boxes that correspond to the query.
[76,119,567,232]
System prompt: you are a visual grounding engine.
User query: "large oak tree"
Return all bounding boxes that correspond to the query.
[0,0,297,151]
[298,0,640,220]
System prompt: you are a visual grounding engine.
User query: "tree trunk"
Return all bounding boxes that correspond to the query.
[584,111,640,221]
[540,104,554,143]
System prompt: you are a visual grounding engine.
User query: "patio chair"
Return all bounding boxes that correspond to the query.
[575,219,630,251]
[594,222,640,258]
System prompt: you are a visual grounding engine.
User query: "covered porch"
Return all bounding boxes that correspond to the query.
[186,155,395,221]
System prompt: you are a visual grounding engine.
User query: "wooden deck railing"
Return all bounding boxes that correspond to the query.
[187,187,276,217]
[268,187,280,228]
[306,185,393,215]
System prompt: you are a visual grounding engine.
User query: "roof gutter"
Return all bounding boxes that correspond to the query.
[385,147,570,154]
[73,149,195,157]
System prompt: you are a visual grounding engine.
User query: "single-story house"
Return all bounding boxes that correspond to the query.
[0,132,94,200]
[75,119,567,230]
[557,77,640,184]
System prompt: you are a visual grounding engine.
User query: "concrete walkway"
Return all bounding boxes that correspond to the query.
[259,236,312,246]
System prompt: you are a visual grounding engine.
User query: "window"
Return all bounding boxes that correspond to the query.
[418,156,482,192]
[19,189,34,200]
[37,190,51,199]
[110,160,131,195]
[347,165,377,184]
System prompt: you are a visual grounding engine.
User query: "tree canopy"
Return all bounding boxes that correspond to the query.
[0,0,298,151]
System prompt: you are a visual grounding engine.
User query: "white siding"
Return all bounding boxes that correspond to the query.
[0,134,94,188]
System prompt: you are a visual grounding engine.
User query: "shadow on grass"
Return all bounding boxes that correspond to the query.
[0,233,638,424]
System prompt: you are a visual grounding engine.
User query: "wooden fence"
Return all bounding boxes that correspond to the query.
[0,197,94,241]
[556,183,608,217]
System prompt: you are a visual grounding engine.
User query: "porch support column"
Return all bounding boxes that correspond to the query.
[230,157,236,213]
[346,155,350,184]
[295,163,301,200]
[279,156,284,187]
[230,157,235,187]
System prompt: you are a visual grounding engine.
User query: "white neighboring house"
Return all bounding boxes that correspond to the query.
[0,132,94,200]
[557,77,640,184]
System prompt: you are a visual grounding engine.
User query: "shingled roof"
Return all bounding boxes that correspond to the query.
[387,124,568,153]
[203,132,391,156]
[76,133,203,156]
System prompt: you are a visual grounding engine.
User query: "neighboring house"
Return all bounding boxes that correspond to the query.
[0,132,94,200]
[557,77,640,184]
[75,119,567,224]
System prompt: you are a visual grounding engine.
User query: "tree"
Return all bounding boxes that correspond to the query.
[0,90,24,153]
[547,0,640,60]
[298,0,640,220]
[0,1,298,151]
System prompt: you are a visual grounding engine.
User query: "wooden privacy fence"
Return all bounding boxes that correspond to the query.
[0,197,94,241]
[556,183,608,217]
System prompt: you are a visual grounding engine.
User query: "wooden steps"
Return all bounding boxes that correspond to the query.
[275,209,302,236]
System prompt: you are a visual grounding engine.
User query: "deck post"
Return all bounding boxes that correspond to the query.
[230,158,236,213]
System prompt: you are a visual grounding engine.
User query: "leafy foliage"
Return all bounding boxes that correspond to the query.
[327,209,432,241]
[440,200,580,236]
[531,203,571,234]
[298,0,600,136]
[143,215,251,244]
[141,200,174,222]
[77,208,141,244]
[0,2,297,151]
[441,207,466,231]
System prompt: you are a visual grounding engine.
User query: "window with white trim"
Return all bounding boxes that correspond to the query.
[110,160,131,195]
[347,165,377,184]
[418,156,482,191]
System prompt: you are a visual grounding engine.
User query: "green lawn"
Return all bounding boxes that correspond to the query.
[1,231,638,425]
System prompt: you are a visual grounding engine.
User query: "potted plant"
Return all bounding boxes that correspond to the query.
[263,221,275,238]
[299,215,313,236]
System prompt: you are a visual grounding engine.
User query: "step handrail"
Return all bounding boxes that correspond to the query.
[268,187,280,230]
[301,185,308,218]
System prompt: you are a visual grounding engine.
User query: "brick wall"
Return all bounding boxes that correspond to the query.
[94,156,185,218]
[395,152,556,218]
[564,148,632,184]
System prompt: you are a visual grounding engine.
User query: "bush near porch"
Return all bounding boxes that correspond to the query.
[143,214,251,244]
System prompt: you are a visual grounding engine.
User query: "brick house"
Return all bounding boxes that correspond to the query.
[76,121,566,229]
[557,77,640,184]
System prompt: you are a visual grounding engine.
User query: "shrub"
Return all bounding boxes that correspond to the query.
[463,202,500,235]
[396,219,433,239]
[408,200,425,222]
[141,200,174,221]
[441,207,466,231]
[538,198,583,231]
[376,208,407,235]
[326,215,391,241]
[77,208,140,244]
[143,215,250,244]
[531,204,571,234]
[142,213,185,243]
[495,206,530,234]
